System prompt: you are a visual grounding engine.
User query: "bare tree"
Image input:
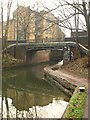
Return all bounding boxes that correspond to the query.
[88,1,90,67]
[88,1,90,47]
[1,1,3,47]
[3,0,13,57]
[41,0,89,34]
[40,0,89,54]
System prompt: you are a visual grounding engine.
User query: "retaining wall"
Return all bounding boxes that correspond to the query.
[44,67,76,96]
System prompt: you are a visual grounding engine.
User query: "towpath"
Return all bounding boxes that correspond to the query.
[44,65,88,118]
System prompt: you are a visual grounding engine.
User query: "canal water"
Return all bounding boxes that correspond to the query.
[0,63,70,118]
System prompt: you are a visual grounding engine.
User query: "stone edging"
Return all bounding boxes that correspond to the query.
[44,66,77,96]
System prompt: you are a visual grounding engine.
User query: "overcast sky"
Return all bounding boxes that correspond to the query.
[0,0,88,37]
[0,0,58,20]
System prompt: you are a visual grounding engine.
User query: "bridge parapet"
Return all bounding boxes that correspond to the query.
[6,41,77,51]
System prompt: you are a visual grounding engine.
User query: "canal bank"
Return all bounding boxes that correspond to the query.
[2,54,88,118]
[44,62,88,118]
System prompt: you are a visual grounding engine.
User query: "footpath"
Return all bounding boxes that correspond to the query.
[45,65,88,118]
[57,68,88,119]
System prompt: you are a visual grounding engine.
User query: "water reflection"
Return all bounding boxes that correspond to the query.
[1,63,70,118]
[0,96,68,118]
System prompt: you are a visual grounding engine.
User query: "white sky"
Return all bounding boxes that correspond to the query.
[0,0,88,37]
[1,0,58,20]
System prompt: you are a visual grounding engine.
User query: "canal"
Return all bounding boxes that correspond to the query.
[0,63,70,118]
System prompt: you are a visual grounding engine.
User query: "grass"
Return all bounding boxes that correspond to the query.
[66,87,87,119]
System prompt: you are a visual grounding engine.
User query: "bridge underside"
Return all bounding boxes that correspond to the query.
[7,47,79,65]
[7,46,64,64]
[26,50,50,64]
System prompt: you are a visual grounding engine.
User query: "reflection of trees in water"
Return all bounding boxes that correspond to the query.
[1,96,3,119]
[1,64,70,118]
[1,87,69,118]
[1,94,38,118]
[1,77,9,119]
[1,97,48,118]
[1,93,10,119]
[3,68,69,98]
[3,88,53,110]
[1,79,53,118]
[1,83,40,118]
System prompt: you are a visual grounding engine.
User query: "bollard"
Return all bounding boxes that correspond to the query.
[79,87,85,93]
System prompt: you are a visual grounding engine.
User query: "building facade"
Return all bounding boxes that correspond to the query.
[0,6,64,42]
[71,31,87,38]
[40,10,64,42]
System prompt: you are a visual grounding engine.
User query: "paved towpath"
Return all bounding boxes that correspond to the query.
[57,68,88,119]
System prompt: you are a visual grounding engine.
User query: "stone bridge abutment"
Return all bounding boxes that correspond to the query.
[6,42,79,64]
[7,46,64,64]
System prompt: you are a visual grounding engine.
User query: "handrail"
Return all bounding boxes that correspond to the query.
[78,43,89,55]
